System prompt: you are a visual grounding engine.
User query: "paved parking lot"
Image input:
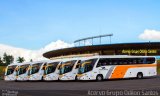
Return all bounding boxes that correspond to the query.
[0,76,160,96]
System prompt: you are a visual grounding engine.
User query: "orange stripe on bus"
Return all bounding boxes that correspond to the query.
[110,64,156,79]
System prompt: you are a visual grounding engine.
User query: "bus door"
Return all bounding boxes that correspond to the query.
[96,58,111,79]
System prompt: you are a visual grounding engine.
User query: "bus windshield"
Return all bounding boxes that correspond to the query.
[6,65,17,75]
[45,62,59,75]
[30,63,43,75]
[18,64,30,75]
[78,59,97,74]
[59,60,76,75]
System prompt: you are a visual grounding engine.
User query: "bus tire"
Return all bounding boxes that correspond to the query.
[41,76,44,81]
[75,76,78,81]
[96,75,103,81]
[137,72,143,79]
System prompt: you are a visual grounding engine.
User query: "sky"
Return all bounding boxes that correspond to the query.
[0,40,73,62]
[0,0,160,50]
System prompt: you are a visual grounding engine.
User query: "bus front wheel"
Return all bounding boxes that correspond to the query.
[75,76,78,81]
[96,75,103,81]
[137,72,143,79]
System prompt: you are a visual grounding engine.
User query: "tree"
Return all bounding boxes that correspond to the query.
[3,53,14,65]
[30,59,33,62]
[17,57,25,63]
[0,57,3,66]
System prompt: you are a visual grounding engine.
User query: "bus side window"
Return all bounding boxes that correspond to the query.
[137,58,144,64]
[75,64,79,69]
[42,63,47,70]
[123,58,128,65]
[58,65,60,70]
[133,59,137,64]
[113,59,118,65]
[102,59,108,66]
[142,58,145,64]
[96,59,106,67]
[146,57,155,64]
[58,62,62,70]
[96,60,102,67]
[109,58,112,65]
[76,60,81,69]
[108,59,112,65]
[129,58,134,64]
[119,58,123,65]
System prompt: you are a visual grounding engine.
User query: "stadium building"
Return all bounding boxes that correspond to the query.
[43,34,160,59]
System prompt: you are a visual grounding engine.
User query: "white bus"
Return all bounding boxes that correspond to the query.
[58,57,82,80]
[43,60,61,81]
[16,62,31,81]
[28,61,47,81]
[4,63,19,81]
[77,55,157,81]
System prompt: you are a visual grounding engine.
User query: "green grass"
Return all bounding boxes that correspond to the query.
[0,66,6,80]
[157,65,160,75]
[157,60,160,75]
[158,67,160,75]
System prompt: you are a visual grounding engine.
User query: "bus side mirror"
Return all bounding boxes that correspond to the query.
[42,67,45,70]
[96,63,101,67]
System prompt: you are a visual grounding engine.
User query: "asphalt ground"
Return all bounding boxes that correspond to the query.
[0,76,160,96]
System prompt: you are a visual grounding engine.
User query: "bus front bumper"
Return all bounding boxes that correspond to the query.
[59,75,75,80]
[77,74,95,80]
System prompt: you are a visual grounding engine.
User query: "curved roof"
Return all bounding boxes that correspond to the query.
[74,34,113,43]
[43,42,160,58]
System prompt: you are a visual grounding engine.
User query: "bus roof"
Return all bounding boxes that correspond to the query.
[78,55,156,60]
[8,63,21,66]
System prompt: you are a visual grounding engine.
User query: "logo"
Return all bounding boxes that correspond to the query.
[99,67,107,70]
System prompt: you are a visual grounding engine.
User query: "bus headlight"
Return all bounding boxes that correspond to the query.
[59,74,64,78]
[28,76,30,78]
[43,75,46,78]
[77,74,84,77]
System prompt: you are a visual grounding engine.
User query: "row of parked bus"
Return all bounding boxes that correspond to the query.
[4,55,157,81]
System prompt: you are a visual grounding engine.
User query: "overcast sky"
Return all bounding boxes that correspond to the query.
[0,0,160,50]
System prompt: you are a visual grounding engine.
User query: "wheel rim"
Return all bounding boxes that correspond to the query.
[138,74,142,78]
[97,76,102,81]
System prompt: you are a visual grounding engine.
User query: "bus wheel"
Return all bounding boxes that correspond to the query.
[137,72,143,79]
[41,77,44,81]
[75,76,78,81]
[96,75,103,81]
